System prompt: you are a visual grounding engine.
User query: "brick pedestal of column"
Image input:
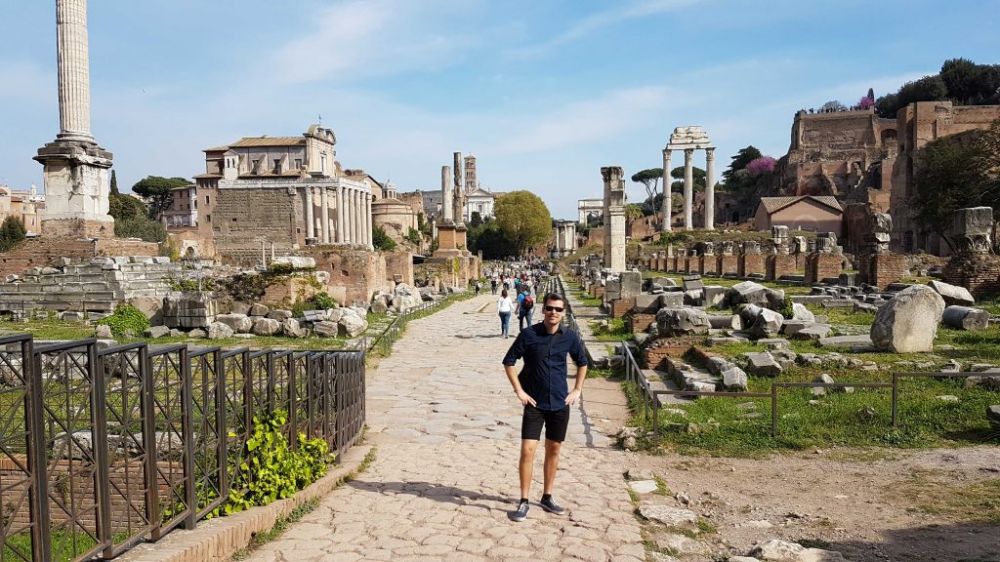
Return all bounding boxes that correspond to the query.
[766,255,797,281]
[805,253,844,284]
[739,255,765,277]
[857,253,907,290]
[609,297,635,319]
[717,255,738,276]
[943,253,1000,297]
[700,255,718,276]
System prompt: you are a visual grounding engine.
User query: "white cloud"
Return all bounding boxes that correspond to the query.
[271,0,483,84]
[509,0,706,56]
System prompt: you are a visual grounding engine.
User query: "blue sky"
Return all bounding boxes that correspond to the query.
[1,0,997,219]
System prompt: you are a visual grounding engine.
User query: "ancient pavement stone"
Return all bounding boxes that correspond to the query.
[243,295,641,561]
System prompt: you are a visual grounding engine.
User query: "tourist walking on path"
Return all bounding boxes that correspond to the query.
[516,287,534,331]
[490,277,498,294]
[502,293,588,522]
[497,289,514,338]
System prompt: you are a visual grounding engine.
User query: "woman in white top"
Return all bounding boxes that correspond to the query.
[497,289,514,338]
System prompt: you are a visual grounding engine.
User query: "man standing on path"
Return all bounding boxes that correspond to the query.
[502,293,588,522]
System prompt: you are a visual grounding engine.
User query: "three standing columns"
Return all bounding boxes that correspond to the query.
[661,147,716,232]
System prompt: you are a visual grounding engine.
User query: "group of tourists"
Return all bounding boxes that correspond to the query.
[487,259,589,523]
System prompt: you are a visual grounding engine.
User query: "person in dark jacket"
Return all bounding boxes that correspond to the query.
[502,293,588,522]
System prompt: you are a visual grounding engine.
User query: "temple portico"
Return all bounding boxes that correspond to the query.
[662,126,715,231]
[299,183,371,248]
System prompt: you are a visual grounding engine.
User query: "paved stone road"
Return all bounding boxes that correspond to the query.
[245,294,644,562]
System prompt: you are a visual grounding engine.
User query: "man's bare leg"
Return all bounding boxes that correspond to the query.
[519,439,539,498]
[542,439,562,495]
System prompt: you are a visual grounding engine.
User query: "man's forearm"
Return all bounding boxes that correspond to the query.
[573,366,588,391]
[504,365,523,392]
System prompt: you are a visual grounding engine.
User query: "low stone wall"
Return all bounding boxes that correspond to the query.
[0,236,158,278]
[804,253,844,284]
[857,253,908,289]
[306,247,393,306]
[766,255,797,281]
[943,253,1000,297]
[609,298,635,319]
[739,255,765,277]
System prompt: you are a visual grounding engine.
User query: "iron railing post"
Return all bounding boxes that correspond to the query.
[140,345,162,540]
[214,349,228,505]
[180,346,197,530]
[93,342,114,558]
[287,353,298,451]
[25,337,51,561]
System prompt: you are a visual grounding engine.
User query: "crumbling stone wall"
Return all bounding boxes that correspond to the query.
[804,253,843,284]
[0,237,158,278]
[384,250,414,286]
[306,247,390,306]
[211,187,301,265]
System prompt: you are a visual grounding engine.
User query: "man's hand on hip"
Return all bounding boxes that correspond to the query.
[516,390,537,407]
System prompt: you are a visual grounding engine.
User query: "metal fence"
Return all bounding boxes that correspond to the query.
[0,334,365,561]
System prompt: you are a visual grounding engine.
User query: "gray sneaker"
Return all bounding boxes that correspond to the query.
[539,496,565,515]
[508,500,529,522]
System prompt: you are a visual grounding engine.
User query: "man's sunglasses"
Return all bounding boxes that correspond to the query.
[543,305,564,313]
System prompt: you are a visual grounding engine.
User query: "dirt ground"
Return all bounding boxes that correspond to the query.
[582,378,1000,562]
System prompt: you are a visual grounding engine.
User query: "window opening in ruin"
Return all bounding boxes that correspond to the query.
[273,159,281,174]
[207,214,211,223]
[295,159,302,169]
[206,195,210,205]
[252,159,260,174]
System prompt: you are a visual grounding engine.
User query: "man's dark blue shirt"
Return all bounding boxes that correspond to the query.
[502,323,588,411]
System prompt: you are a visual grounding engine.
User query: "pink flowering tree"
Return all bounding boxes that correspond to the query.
[745,156,777,177]
[858,96,875,110]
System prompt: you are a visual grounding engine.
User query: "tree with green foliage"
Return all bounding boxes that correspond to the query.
[131,176,190,219]
[469,211,483,228]
[0,216,27,252]
[404,227,422,246]
[669,165,706,192]
[912,119,1000,249]
[109,192,147,222]
[625,203,645,221]
[114,216,167,242]
[876,75,949,118]
[493,191,552,255]
[630,168,664,204]
[372,225,397,251]
[722,146,762,185]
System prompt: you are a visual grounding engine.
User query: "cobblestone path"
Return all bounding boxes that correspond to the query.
[245,295,644,562]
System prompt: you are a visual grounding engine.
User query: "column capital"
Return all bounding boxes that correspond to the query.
[705,146,716,160]
[684,147,695,157]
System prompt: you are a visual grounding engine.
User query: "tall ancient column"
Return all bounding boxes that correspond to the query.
[683,148,694,230]
[705,147,716,231]
[57,0,93,142]
[36,0,114,237]
[335,186,344,243]
[304,187,314,239]
[601,166,627,272]
[661,149,672,232]
[347,189,355,246]
[453,152,464,224]
[441,165,453,223]
[320,186,330,243]
[365,192,373,249]
[355,190,364,248]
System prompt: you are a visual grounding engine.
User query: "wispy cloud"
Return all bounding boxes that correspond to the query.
[271,0,483,84]
[509,0,706,57]
[490,85,683,154]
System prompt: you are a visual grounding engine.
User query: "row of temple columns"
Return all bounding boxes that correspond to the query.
[661,146,715,232]
[302,185,372,248]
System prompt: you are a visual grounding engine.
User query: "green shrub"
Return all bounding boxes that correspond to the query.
[373,226,396,251]
[291,291,337,317]
[96,303,150,338]
[0,216,26,251]
[114,215,167,242]
[405,227,422,245]
[224,410,332,514]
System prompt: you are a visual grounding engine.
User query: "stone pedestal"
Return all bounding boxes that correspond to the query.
[699,255,717,276]
[857,253,907,290]
[717,254,738,277]
[601,167,627,272]
[805,253,844,284]
[36,137,115,238]
[766,254,797,281]
[739,254,765,277]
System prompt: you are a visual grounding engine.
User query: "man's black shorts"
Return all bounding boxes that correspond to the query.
[521,405,570,442]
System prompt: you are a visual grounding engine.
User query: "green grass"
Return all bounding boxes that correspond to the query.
[590,318,633,342]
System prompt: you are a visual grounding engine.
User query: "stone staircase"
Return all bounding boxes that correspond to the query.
[0,257,183,315]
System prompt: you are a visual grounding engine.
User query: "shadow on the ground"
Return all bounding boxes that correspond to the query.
[345,480,513,511]
[454,333,506,339]
[817,521,1000,562]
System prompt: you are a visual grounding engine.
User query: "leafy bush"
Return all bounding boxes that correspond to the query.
[372,226,396,251]
[405,227,422,245]
[96,303,150,337]
[0,216,27,251]
[291,291,338,317]
[114,215,167,242]
[224,410,332,514]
